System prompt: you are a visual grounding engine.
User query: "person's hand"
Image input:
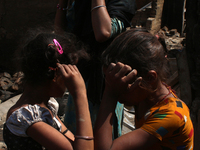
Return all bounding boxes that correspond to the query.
[103,62,142,100]
[56,63,86,98]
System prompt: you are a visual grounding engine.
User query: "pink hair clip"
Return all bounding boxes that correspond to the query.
[53,39,63,54]
[155,34,159,39]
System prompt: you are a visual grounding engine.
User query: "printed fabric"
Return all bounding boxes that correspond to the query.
[136,96,194,150]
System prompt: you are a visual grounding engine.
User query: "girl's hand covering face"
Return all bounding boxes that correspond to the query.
[103,62,142,100]
[56,63,86,97]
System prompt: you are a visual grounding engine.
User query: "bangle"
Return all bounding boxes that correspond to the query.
[57,4,68,11]
[75,135,94,140]
[91,5,106,12]
[62,129,69,135]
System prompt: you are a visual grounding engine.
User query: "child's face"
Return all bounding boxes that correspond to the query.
[117,83,149,106]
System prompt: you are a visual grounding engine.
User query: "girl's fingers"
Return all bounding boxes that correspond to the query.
[111,62,124,75]
[57,63,71,76]
[124,69,138,84]
[106,62,130,78]
[73,65,79,72]
[72,65,81,75]
[106,63,116,74]
[67,65,81,77]
[57,64,82,80]
[117,65,132,78]
[105,62,134,83]
[67,64,76,72]
[57,63,67,76]
[129,77,142,91]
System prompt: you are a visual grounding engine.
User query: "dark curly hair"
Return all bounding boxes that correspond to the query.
[17,28,90,85]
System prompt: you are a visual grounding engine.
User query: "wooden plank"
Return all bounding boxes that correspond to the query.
[136,0,152,9]
[166,71,179,87]
[148,0,165,34]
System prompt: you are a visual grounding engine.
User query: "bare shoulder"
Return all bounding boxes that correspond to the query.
[6,101,30,120]
[6,104,21,120]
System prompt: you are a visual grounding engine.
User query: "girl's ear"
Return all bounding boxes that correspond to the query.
[146,70,157,82]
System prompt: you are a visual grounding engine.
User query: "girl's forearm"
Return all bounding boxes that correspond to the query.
[73,94,94,150]
[94,90,117,150]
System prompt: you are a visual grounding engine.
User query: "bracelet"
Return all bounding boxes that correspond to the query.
[57,4,68,11]
[74,135,94,140]
[91,5,106,12]
[62,129,69,135]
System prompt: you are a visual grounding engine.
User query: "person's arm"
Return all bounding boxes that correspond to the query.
[54,0,69,32]
[56,116,75,141]
[27,64,93,150]
[27,122,74,150]
[91,0,112,42]
[57,64,94,150]
[94,62,159,150]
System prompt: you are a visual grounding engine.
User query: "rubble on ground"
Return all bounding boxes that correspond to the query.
[0,72,23,103]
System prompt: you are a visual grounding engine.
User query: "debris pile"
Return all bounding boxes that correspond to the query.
[158,26,185,51]
[0,72,23,103]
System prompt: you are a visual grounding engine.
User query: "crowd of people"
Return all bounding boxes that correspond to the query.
[3,0,194,150]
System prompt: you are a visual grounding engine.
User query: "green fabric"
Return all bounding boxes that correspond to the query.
[110,18,125,38]
[64,94,124,138]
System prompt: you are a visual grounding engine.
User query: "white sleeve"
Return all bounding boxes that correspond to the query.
[6,105,53,137]
[48,97,59,116]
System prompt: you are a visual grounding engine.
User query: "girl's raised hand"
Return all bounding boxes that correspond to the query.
[56,63,86,98]
[103,62,141,98]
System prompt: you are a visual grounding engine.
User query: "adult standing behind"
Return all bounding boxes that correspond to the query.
[54,0,137,137]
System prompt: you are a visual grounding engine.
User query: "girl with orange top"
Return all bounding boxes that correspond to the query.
[94,28,194,150]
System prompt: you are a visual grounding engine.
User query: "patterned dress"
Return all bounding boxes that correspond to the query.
[136,93,194,150]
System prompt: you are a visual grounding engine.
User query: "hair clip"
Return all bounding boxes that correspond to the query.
[53,39,63,54]
[49,67,57,71]
[48,44,54,47]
